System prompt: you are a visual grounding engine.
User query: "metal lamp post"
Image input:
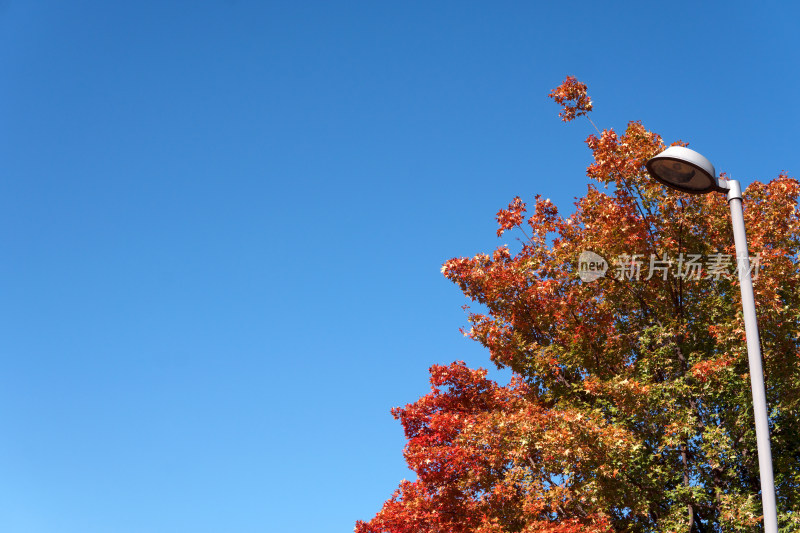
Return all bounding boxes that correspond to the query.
[645,146,777,533]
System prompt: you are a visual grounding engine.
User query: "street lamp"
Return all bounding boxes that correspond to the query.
[646,146,778,533]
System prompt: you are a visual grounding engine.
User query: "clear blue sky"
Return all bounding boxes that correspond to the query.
[1,2,798,532]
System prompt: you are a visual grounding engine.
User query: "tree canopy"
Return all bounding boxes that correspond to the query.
[356,77,800,533]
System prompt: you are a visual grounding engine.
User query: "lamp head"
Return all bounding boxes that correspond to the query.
[645,146,721,194]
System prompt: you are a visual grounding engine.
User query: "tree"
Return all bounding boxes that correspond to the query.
[356,77,800,532]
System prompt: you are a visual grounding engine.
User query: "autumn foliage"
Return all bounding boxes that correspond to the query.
[356,78,800,532]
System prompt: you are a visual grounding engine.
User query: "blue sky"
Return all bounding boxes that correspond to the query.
[1,2,798,532]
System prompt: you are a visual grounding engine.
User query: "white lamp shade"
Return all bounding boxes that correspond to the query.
[645,146,719,194]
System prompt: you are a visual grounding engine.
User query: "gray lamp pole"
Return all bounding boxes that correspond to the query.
[646,146,777,533]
